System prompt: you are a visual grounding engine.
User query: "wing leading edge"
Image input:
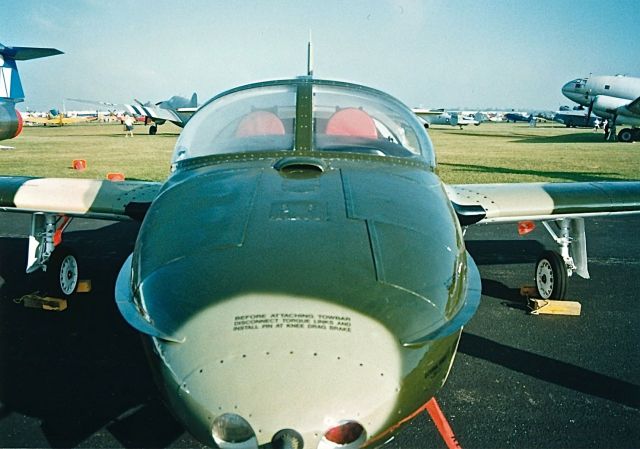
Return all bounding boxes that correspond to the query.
[0,176,161,221]
[446,181,640,223]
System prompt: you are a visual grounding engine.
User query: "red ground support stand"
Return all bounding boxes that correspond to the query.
[425,398,462,449]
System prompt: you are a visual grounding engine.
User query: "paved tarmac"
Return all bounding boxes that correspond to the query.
[0,212,638,449]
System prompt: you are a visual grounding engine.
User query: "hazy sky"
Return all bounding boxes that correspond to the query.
[6,0,640,111]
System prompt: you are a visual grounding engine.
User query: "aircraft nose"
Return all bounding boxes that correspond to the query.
[151,293,404,448]
[561,80,574,97]
[561,79,583,102]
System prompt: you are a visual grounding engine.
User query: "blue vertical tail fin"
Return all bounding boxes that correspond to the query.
[0,43,63,102]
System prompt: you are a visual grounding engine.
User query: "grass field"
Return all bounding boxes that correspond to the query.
[2,121,639,184]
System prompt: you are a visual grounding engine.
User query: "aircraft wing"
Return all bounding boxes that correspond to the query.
[413,108,446,116]
[23,115,97,126]
[624,96,640,115]
[0,176,161,221]
[125,102,181,122]
[445,181,640,224]
[59,116,98,124]
[22,116,52,125]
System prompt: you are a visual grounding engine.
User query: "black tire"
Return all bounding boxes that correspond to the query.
[535,250,568,299]
[46,246,79,298]
[149,124,157,135]
[617,128,634,143]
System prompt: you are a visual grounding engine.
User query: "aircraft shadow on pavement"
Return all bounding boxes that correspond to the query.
[0,222,186,448]
[464,240,545,309]
[465,239,544,265]
[459,333,640,409]
[441,162,619,183]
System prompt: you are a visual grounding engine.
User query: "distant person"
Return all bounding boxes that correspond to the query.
[603,119,610,141]
[593,118,601,132]
[609,119,617,141]
[123,114,135,137]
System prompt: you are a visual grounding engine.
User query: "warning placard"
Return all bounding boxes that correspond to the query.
[233,313,351,333]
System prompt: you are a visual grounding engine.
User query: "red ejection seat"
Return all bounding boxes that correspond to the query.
[325,107,377,139]
[236,110,285,137]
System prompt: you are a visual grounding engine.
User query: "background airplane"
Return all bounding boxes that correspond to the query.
[124,93,199,134]
[562,74,640,142]
[68,94,199,134]
[0,42,62,144]
[1,77,639,448]
[553,106,601,128]
[413,108,481,129]
[23,110,97,126]
[503,111,531,122]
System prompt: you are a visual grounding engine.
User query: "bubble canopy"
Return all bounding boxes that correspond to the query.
[172,78,435,167]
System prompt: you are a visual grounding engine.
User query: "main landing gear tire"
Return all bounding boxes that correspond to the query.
[149,124,158,135]
[46,246,80,298]
[535,250,568,300]
[617,128,637,143]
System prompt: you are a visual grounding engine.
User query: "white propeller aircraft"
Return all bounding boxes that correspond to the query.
[562,74,640,142]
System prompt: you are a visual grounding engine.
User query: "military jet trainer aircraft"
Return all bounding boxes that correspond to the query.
[1,77,639,448]
[562,74,640,142]
[0,42,63,144]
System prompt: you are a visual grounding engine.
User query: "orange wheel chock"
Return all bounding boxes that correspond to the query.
[107,172,125,181]
[72,159,87,170]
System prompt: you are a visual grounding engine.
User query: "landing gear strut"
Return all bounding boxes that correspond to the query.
[533,218,588,299]
[27,213,79,298]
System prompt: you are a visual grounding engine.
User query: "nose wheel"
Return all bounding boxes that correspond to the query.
[46,246,79,298]
[535,250,568,299]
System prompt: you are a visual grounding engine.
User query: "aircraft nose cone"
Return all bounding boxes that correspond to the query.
[561,80,575,97]
[152,294,404,447]
[561,80,582,103]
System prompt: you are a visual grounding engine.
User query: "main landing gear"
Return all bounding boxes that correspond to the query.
[149,124,158,135]
[26,213,80,298]
[617,128,639,143]
[531,218,588,300]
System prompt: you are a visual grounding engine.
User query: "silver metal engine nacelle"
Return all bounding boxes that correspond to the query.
[592,95,628,114]
[0,102,22,140]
